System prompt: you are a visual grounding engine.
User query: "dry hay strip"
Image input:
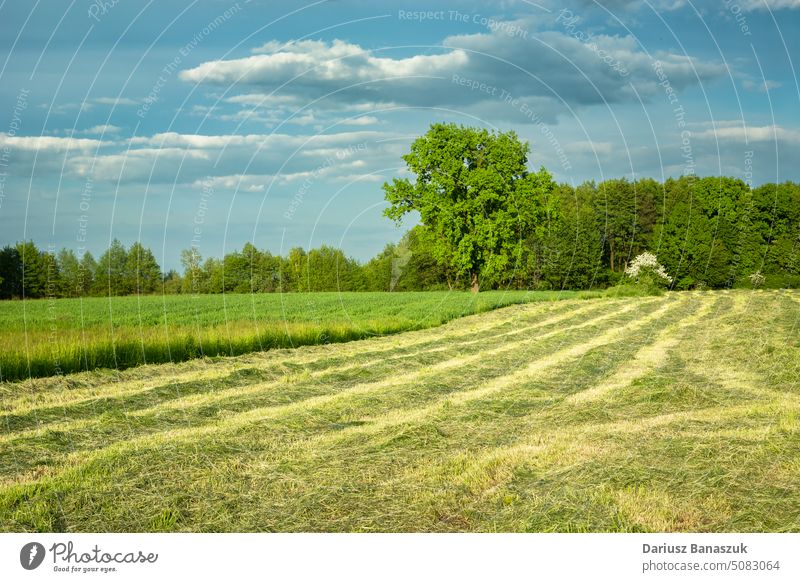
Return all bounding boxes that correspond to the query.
[266,295,687,460]
[566,294,720,404]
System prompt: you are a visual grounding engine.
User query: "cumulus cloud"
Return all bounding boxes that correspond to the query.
[341,116,380,126]
[694,124,800,143]
[128,130,382,150]
[179,38,467,89]
[225,94,391,111]
[34,130,400,185]
[210,94,390,129]
[0,133,105,151]
[82,124,123,135]
[191,174,272,192]
[178,28,725,126]
[443,28,725,103]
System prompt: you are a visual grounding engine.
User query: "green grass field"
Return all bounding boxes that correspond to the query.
[0,290,583,382]
[1,289,798,532]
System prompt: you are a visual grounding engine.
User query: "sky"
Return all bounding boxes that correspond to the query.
[0,0,798,271]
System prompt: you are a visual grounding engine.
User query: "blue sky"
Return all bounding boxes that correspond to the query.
[0,0,798,270]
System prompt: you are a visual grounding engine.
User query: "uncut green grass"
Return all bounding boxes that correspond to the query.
[0,290,580,381]
[1,290,798,532]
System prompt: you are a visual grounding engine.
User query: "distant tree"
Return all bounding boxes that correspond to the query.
[338,253,369,291]
[304,245,349,291]
[41,250,62,298]
[16,241,49,298]
[126,242,162,294]
[222,249,250,293]
[180,248,204,294]
[57,249,82,297]
[752,182,800,280]
[221,242,275,293]
[594,178,659,274]
[241,242,262,292]
[383,123,551,292]
[363,243,396,292]
[0,245,22,298]
[94,239,129,295]
[283,247,307,292]
[655,176,751,289]
[204,257,224,294]
[162,269,183,294]
[255,250,282,292]
[545,182,605,290]
[78,251,97,296]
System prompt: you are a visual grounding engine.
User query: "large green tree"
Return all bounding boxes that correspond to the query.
[383,123,551,292]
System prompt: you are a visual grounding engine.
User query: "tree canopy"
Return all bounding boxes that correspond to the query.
[383,123,554,292]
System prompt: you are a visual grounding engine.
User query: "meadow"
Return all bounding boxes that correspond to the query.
[0,290,585,382]
[1,289,798,532]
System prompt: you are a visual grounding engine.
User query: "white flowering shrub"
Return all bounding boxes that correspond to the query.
[624,252,673,287]
[748,270,765,288]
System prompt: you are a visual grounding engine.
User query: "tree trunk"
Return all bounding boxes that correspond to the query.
[470,271,479,294]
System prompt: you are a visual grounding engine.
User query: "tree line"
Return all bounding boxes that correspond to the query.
[381,124,799,292]
[1,124,798,298]
[1,173,797,300]
[0,240,165,299]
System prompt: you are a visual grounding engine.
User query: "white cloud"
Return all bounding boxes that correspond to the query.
[179,39,467,86]
[93,97,139,106]
[687,119,749,129]
[129,130,382,150]
[341,116,380,126]
[742,78,783,92]
[178,30,725,125]
[443,28,725,103]
[82,124,123,135]
[192,174,272,192]
[694,124,800,143]
[0,133,104,151]
[330,173,386,183]
[46,130,397,185]
[69,148,212,182]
